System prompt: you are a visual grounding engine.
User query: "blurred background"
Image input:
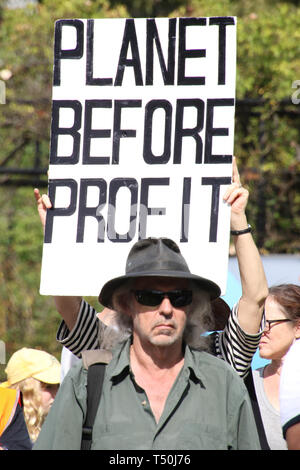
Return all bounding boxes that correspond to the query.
[0,0,299,375]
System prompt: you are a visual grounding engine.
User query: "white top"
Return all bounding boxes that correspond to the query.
[60,346,80,382]
[252,367,287,450]
[280,339,300,436]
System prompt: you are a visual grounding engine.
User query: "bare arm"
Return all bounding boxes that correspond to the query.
[34,188,82,330]
[286,423,300,450]
[223,158,268,334]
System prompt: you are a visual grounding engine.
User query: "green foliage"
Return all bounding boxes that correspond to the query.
[236,3,300,100]
[0,0,130,171]
[0,186,61,365]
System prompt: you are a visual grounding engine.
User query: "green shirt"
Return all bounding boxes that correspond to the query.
[34,339,260,450]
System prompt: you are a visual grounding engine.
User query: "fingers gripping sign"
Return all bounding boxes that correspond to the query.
[223,157,249,216]
[34,188,52,229]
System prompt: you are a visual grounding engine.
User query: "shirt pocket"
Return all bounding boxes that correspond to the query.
[176,422,229,450]
[91,422,153,450]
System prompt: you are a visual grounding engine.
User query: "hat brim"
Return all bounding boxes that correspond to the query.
[0,365,61,388]
[99,271,230,331]
[0,381,9,388]
[33,365,61,385]
[98,271,230,331]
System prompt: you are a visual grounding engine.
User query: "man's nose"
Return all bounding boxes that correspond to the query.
[158,296,173,315]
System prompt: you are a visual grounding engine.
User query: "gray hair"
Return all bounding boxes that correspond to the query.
[109,279,214,352]
[183,281,214,351]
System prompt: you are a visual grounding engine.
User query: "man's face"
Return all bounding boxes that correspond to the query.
[128,276,191,348]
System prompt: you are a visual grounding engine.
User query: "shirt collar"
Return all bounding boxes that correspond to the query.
[182,345,206,388]
[106,337,206,388]
[106,338,132,383]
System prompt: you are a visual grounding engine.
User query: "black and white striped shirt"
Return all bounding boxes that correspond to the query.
[57,299,262,378]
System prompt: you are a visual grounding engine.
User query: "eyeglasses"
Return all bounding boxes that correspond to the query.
[263,319,292,332]
[133,289,193,308]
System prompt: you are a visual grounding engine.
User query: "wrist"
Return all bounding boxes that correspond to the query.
[230,213,248,231]
[230,224,252,236]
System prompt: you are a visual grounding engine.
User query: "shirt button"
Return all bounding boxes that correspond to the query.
[141,400,147,406]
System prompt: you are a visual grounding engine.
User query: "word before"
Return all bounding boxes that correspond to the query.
[50,98,234,166]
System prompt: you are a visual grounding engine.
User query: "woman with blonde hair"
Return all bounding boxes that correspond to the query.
[0,348,60,443]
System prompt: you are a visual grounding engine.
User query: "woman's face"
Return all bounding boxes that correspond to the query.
[259,295,300,361]
[40,383,59,414]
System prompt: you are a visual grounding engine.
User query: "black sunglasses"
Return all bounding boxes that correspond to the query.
[133,289,193,308]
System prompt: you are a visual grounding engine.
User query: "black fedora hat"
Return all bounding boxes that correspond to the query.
[99,237,230,331]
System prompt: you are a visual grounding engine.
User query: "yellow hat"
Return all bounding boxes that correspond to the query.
[0,348,61,388]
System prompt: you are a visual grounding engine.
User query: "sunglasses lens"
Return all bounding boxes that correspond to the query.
[134,290,192,307]
[134,290,159,307]
[169,290,192,307]
[134,291,163,306]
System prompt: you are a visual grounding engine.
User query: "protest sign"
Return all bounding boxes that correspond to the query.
[40,17,237,296]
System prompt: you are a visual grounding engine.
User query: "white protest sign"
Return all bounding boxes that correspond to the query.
[40,17,237,296]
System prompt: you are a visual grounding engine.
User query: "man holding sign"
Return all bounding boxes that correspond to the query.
[34,158,266,450]
[34,17,267,449]
[34,181,261,450]
[35,158,267,379]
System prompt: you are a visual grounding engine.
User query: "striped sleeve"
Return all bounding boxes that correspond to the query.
[214,303,262,378]
[56,300,100,358]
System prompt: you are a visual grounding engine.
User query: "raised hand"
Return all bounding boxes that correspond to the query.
[34,188,52,229]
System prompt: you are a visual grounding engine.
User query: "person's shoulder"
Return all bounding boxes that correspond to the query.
[190,348,235,372]
[62,357,87,386]
[190,348,247,386]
